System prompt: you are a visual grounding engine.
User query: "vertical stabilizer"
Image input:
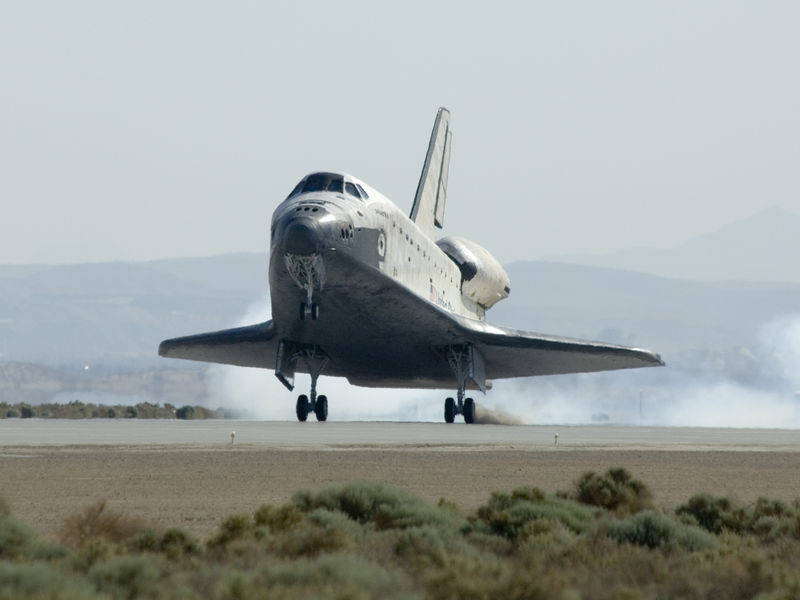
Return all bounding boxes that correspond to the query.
[410,107,452,239]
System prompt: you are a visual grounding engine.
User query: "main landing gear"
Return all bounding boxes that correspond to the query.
[275,341,331,422]
[444,395,475,424]
[296,393,327,422]
[441,345,479,424]
[294,346,329,422]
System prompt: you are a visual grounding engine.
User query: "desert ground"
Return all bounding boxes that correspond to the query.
[2,424,799,540]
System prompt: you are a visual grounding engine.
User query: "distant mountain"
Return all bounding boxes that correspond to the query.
[0,255,269,368]
[0,361,208,405]
[550,207,800,283]
[493,261,800,362]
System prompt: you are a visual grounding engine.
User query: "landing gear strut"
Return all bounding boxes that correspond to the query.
[441,344,481,424]
[276,342,330,422]
[295,346,329,422]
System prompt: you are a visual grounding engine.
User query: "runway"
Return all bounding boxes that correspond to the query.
[1,419,799,450]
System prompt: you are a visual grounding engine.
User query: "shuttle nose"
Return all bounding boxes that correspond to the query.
[283,218,321,255]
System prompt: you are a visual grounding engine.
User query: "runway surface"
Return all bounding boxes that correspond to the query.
[1,419,799,450]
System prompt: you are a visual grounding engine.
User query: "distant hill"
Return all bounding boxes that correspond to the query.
[494,261,800,357]
[550,207,800,283]
[0,361,208,405]
[0,254,269,368]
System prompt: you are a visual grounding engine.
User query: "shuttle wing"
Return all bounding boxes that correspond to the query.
[158,320,278,368]
[455,318,664,379]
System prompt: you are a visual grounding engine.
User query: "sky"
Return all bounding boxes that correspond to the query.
[1,1,798,265]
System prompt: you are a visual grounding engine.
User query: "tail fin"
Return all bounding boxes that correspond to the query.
[410,107,452,239]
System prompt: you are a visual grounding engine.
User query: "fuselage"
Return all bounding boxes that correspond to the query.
[269,171,484,330]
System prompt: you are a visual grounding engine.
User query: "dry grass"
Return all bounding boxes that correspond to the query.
[59,500,146,549]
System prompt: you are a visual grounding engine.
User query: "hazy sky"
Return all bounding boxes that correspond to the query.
[2,1,798,265]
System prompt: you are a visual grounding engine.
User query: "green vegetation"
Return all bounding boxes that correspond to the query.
[0,400,241,420]
[1,469,800,598]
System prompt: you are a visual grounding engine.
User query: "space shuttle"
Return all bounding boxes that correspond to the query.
[160,108,663,423]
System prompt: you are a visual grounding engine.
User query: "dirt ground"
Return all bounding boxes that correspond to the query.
[2,445,799,541]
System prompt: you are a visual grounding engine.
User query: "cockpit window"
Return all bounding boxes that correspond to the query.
[287,173,353,200]
[326,178,343,193]
[345,182,361,198]
[287,181,304,199]
[355,183,369,199]
[302,173,343,194]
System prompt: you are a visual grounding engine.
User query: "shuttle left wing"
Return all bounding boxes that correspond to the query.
[454,317,664,379]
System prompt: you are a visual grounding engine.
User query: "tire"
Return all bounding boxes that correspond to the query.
[314,394,328,421]
[464,397,475,424]
[296,394,309,422]
[311,303,319,320]
[299,303,306,320]
[444,397,456,423]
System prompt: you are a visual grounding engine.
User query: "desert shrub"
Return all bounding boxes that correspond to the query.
[292,482,463,531]
[469,487,595,541]
[0,512,36,560]
[60,500,146,549]
[677,494,800,538]
[390,524,484,572]
[129,527,200,560]
[676,494,740,534]
[0,561,101,600]
[89,555,162,600]
[572,467,653,514]
[419,554,516,600]
[261,554,416,600]
[175,405,195,420]
[128,528,159,553]
[159,528,201,559]
[276,515,358,558]
[198,554,417,600]
[206,513,251,549]
[604,510,717,552]
[253,502,305,532]
[752,497,795,521]
[30,541,70,562]
[71,538,112,571]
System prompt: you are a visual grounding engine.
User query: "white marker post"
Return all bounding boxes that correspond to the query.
[554,433,559,446]
[230,431,236,445]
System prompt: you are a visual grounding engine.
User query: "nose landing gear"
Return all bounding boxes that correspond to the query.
[285,253,325,321]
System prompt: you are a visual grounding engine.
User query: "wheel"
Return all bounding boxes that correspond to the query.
[299,302,306,320]
[314,394,328,421]
[444,397,455,423]
[296,394,309,422]
[311,303,319,320]
[463,397,475,424]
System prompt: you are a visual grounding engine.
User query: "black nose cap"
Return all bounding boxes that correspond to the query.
[283,219,321,255]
